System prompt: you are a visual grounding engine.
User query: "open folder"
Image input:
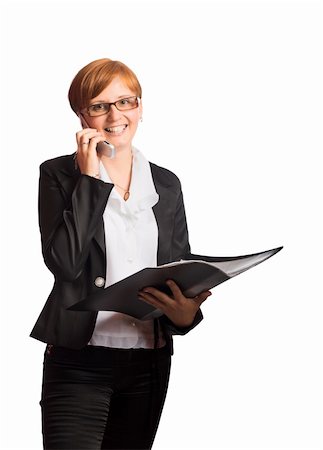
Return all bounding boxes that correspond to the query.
[69,246,283,320]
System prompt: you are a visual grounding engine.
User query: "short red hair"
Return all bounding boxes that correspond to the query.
[68,58,142,114]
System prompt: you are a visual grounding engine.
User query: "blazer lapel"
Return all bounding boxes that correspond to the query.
[93,218,106,257]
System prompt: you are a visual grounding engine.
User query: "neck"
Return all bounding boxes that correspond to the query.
[100,144,133,170]
[100,145,133,197]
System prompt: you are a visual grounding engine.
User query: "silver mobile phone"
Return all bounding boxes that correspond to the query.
[96,141,116,159]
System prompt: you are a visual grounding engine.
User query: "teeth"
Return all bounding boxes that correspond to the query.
[106,125,127,133]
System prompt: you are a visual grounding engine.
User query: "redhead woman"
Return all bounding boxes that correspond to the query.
[31,58,212,450]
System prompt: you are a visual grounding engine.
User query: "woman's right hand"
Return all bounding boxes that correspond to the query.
[75,127,106,178]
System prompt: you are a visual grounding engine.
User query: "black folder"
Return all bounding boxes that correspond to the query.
[69,246,283,320]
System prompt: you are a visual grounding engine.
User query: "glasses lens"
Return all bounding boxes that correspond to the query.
[87,103,110,117]
[116,97,139,110]
[86,97,139,116]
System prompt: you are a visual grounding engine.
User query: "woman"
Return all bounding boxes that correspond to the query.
[31,58,212,450]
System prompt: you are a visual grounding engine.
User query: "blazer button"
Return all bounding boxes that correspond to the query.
[94,276,105,288]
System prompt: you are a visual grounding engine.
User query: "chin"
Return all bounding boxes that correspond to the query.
[112,140,133,152]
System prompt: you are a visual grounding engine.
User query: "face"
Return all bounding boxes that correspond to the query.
[82,76,142,153]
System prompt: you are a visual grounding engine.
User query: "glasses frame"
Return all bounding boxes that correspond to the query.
[81,96,141,117]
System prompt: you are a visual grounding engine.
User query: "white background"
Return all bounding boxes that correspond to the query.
[1,1,322,449]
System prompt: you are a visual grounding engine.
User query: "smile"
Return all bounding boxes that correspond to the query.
[105,124,128,134]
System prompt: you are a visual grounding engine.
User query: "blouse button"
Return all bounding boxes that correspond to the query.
[94,276,105,288]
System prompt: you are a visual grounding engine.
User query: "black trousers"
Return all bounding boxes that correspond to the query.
[40,344,171,450]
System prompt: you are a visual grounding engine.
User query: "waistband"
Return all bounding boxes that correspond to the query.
[45,343,170,364]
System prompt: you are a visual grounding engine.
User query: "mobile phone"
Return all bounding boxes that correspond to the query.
[79,115,116,159]
[96,141,116,159]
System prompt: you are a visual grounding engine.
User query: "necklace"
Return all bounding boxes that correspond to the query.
[103,153,132,201]
[113,182,130,201]
[112,162,132,201]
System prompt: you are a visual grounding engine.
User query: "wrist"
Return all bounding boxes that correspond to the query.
[82,171,100,179]
[171,319,194,328]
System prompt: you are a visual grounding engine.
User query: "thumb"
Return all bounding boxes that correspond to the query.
[194,290,212,306]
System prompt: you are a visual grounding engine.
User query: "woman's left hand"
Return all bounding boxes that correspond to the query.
[138,280,212,328]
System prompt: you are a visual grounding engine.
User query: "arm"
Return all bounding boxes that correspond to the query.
[39,161,113,281]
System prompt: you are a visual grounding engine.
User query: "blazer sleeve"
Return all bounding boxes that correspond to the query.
[38,161,113,281]
[160,179,203,335]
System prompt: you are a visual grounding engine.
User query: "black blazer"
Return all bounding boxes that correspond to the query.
[30,153,204,352]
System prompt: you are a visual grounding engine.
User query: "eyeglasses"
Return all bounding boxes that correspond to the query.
[82,96,140,117]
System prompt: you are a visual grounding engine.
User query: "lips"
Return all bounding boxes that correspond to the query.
[105,124,128,134]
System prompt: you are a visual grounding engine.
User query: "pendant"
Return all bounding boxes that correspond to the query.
[124,191,130,201]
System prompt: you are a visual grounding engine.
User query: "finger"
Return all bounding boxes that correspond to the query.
[76,129,101,147]
[78,140,90,152]
[194,291,212,307]
[78,135,105,156]
[165,279,183,299]
[138,292,168,310]
[139,288,174,307]
[76,128,96,143]
[80,132,102,145]
[87,135,106,148]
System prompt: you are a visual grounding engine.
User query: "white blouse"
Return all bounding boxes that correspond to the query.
[88,147,164,349]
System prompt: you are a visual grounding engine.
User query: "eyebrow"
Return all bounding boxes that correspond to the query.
[90,94,134,104]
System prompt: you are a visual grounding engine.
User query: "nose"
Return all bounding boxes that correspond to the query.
[106,104,122,119]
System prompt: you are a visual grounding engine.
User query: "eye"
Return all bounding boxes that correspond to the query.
[119,98,130,105]
[89,103,107,112]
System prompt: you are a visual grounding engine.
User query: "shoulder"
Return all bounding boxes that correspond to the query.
[149,161,181,189]
[40,153,76,176]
